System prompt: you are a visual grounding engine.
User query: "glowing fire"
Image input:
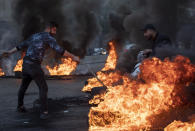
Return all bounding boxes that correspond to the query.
[102,42,118,71]
[0,68,4,76]
[14,59,23,72]
[82,41,118,92]
[165,120,195,131]
[165,114,195,131]
[87,56,195,130]
[13,53,77,75]
[14,52,25,72]
[46,57,77,76]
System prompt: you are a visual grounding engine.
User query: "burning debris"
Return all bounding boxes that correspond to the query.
[82,41,119,105]
[165,114,195,131]
[13,57,77,76]
[14,58,23,72]
[46,57,77,76]
[0,68,5,76]
[83,52,195,130]
[0,0,195,130]
[82,41,118,92]
[165,120,195,131]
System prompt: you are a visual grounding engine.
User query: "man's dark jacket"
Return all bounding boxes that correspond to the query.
[151,33,172,56]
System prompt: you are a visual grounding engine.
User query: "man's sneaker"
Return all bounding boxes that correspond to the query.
[40,112,49,120]
[17,106,27,113]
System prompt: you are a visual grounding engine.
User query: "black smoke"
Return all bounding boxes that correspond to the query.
[13,0,102,58]
[114,0,193,73]
[13,0,65,40]
[0,0,194,75]
[155,24,195,63]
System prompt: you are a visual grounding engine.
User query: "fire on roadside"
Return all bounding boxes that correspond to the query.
[82,41,118,92]
[13,52,77,75]
[14,59,23,72]
[14,51,25,72]
[46,57,77,76]
[13,57,77,75]
[0,68,4,76]
[85,54,195,130]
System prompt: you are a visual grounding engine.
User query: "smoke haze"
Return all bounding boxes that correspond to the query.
[0,0,194,75]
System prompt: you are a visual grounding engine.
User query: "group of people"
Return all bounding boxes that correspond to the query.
[1,22,171,119]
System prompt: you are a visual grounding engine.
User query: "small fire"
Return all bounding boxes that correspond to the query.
[0,68,4,76]
[14,52,25,72]
[46,57,77,76]
[87,56,195,130]
[14,59,23,72]
[165,114,195,131]
[82,41,118,92]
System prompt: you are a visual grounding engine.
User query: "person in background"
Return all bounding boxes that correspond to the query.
[141,24,172,56]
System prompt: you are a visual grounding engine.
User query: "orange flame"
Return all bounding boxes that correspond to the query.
[82,41,118,92]
[14,59,23,72]
[88,56,195,130]
[0,68,4,76]
[46,57,77,76]
[14,52,25,72]
[165,114,195,131]
[164,120,195,131]
[102,42,118,71]
[13,58,77,75]
[14,51,77,75]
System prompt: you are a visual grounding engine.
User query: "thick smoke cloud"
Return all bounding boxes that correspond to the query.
[115,0,193,73]
[0,21,21,75]
[13,0,65,40]
[61,0,103,57]
[12,0,192,56]
[155,24,195,63]
[13,0,104,58]
[0,0,194,75]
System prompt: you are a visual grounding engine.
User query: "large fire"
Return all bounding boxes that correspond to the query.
[82,41,118,92]
[84,52,195,130]
[46,57,77,76]
[0,68,4,76]
[14,59,23,72]
[13,55,77,75]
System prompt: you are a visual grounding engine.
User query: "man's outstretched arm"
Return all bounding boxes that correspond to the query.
[47,37,80,62]
[2,37,31,58]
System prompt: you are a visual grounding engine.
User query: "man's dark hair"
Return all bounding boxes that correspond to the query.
[45,21,59,29]
[141,24,156,32]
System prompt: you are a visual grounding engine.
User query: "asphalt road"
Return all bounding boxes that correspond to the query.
[0,77,90,131]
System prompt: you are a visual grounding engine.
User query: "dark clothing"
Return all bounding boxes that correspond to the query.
[17,32,64,113]
[16,32,64,64]
[18,61,48,112]
[151,33,172,56]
